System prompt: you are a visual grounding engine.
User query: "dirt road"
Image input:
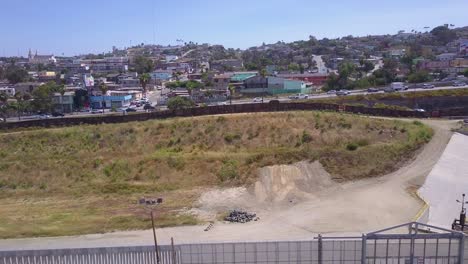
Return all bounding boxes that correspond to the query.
[0,119,457,250]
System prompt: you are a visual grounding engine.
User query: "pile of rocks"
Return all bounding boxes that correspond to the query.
[224,210,258,223]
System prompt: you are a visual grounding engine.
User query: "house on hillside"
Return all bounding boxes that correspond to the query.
[242,76,308,95]
[150,70,173,81]
[211,59,244,71]
[436,53,458,61]
[14,82,44,94]
[275,73,328,86]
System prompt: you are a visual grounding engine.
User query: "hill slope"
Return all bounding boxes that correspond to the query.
[0,111,432,238]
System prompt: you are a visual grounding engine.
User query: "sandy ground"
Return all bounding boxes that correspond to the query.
[419,133,468,229]
[0,119,457,251]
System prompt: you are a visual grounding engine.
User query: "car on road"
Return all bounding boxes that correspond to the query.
[125,108,137,112]
[253,97,262,103]
[327,90,336,95]
[288,94,308,100]
[422,84,435,89]
[453,82,466,87]
[143,104,156,110]
[51,112,64,117]
[38,114,51,119]
[367,88,379,93]
[414,108,426,112]
[336,90,350,96]
[91,109,102,114]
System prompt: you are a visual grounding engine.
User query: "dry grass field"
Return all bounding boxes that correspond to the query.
[0,111,433,238]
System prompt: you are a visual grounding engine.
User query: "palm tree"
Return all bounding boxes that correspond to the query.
[99,83,108,114]
[139,73,151,96]
[13,92,30,121]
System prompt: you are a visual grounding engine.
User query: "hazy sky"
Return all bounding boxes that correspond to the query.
[1,0,467,56]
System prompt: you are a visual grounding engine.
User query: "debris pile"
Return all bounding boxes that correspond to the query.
[224,210,258,223]
[139,197,163,205]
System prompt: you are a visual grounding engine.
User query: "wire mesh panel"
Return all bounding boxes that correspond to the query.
[365,238,462,264]
[178,240,319,264]
[322,240,362,264]
[0,246,177,264]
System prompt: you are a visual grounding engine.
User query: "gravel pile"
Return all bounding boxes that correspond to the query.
[224,210,258,223]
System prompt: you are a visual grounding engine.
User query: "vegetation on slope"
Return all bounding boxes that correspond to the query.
[0,112,432,238]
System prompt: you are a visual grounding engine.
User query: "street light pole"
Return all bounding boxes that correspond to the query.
[151,211,161,264]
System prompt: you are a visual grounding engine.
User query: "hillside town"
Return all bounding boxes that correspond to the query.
[0,25,468,121]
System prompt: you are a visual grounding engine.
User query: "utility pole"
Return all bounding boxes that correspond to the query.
[151,211,161,264]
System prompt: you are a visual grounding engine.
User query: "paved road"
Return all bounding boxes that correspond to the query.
[230,84,468,105]
[3,85,467,123]
[419,133,468,229]
[312,55,328,74]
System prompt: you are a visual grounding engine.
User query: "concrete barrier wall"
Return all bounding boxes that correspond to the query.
[0,102,429,130]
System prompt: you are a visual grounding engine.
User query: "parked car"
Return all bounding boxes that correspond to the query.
[253,97,262,103]
[367,88,379,93]
[144,104,156,110]
[422,84,435,89]
[336,90,350,96]
[125,108,137,112]
[51,112,64,117]
[327,90,337,95]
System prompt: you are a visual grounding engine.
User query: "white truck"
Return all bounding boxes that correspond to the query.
[390,82,405,91]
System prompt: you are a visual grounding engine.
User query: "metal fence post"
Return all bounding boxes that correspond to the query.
[362,234,367,264]
[318,235,323,264]
[458,235,465,264]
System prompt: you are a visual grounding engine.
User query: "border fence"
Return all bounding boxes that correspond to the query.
[1,222,467,264]
[0,102,432,130]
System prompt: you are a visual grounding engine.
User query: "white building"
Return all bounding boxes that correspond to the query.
[165,55,179,62]
[436,53,458,61]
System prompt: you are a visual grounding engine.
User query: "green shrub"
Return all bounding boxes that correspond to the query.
[301,130,313,143]
[103,160,130,181]
[356,139,369,147]
[167,156,185,170]
[224,133,241,143]
[218,160,239,182]
[346,142,359,151]
[413,121,423,126]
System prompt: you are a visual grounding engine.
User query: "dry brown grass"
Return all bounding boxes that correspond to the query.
[0,111,432,238]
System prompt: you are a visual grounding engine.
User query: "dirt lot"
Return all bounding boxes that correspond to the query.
[0,119,457,250]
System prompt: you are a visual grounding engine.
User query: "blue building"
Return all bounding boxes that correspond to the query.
[90,95,132,109]
[150,70,173,81]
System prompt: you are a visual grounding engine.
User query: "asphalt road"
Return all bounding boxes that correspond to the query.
[3,85,468,122]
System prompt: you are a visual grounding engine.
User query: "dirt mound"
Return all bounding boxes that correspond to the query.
[254,161,336,204]
[193,161,337,220]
